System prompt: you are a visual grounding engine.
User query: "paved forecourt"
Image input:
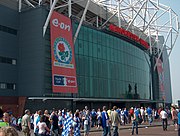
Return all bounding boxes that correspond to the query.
[18,126,178,136]
[89,125,178,136]
[18,123,178,136]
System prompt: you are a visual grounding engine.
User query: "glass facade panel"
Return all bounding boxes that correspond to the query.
[74,24,151,100]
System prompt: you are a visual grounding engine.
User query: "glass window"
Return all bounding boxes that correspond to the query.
[84,77,90,96]
[12,59,17,65]
[93,43,98,58]
[0,83,6,89]
[101,33,106,46]
[78,76,85,96]
[89,77,93,97]
[13,84,16,90]
[74,25,151,99]
[84,57,90,76]
[97,44,102,59]
[75,40,79,54]
[107,47,111,61]
[75,56,80,75]
[84,27,88,41]
[78,27,84,40]
[89,58,93,77]
[93,30,98,43]
[88,42,93,57]
[88,29,93,42]
[97,31,102,43]
[78,56,85,76]
[83,41,88,56]
[7,83,14,90]
[78,40,83,55]
[102,46,107,60]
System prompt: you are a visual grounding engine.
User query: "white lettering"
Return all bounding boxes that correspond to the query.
[52,19,59,27]
[52,18,71,31]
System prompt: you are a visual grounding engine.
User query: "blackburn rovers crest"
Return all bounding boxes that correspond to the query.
[54,37,74,68]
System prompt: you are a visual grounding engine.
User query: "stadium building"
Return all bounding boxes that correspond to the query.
[0,0,179,115]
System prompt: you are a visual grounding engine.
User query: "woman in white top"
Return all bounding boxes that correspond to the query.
[37,116,50,136]
[160,108,168,131]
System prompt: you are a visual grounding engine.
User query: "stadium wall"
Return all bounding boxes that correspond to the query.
[0,5,163,113]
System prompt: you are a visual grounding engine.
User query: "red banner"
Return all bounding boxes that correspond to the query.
[50,11,78,93]
[156,58,165,100]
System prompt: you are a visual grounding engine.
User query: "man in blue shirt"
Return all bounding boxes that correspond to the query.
[101,106,109,136]
[178,109,180,136]
[146,107,152,125]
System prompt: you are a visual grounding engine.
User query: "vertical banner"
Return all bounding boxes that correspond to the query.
[156,58,165,100]
[50,11,78,93]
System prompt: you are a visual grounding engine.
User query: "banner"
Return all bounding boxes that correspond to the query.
[156,58,165,100]
[50,11,78,93]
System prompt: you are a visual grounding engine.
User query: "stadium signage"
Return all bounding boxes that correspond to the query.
[50,11,78,93]
[109,24,149,49]
[52,18,70,31]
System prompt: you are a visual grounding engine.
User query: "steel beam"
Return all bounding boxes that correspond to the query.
[74,0,91,44]
[43,0,58,37]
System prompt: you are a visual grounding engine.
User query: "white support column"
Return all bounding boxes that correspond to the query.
[24,0,35,8]
[74,0,91,44]
[148,26,152,55]
[117,0,121,27]
[39,0,42,6]
[18,0,22,12]
[50,0,53,8]
[43,0,58,37]
[68,0,72,18]
[96,16,99,28]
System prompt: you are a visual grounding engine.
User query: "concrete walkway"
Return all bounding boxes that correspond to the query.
[84,120,170,133]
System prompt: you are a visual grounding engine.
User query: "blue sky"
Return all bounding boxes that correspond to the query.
[161,0,180,103]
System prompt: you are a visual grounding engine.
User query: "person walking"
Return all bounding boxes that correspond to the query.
[36,116,50,136]
[178,108,180,136]
[140,107,145,123]
[73,111,81,136]
[83,110,90,136]
[160,108,168,131]
[171,106,178,131]
[131,108,140,135]
[97,108,101,129]
[50,109,59,136]
[101,106,109,136]
[33,110,42,136]
[21,109,31,136]
[110,106,121,136]
[146,107,153,125]
[90,109,97,128]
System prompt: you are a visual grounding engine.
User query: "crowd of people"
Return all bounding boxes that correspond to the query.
[0,105,180,136]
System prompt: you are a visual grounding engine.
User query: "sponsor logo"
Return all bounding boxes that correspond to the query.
[54,75,77,87]
[52,18,70,31]
[109,24,149,49]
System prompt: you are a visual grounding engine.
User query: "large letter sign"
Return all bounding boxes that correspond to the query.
[50,11,78,93]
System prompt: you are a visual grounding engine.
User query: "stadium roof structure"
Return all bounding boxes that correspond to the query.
[1,0,179,68]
